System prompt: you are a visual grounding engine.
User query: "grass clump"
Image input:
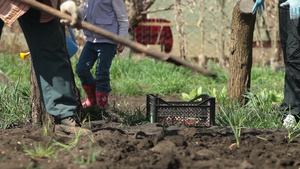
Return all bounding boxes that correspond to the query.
[217,91,283,129]
[0,83,31,129]
[286,121,300,143]
[71,143,101,165]
[22,141,57,159]
[112,105,148,126]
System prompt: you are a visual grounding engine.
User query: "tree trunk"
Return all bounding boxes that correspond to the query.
[174,0,186,59]
[270,1,280,73]
[228,0,256,104]
[29,56,53,128]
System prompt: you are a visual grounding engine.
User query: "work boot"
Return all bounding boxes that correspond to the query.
[96,92,108,109]
[82,83,96,108]
[55,116,92,137]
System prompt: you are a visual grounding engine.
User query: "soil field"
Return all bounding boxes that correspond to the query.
[0,94,300,169]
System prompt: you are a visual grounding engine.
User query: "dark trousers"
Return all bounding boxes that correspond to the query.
[279,0,300,120]
[17,7,77,119]
[0,20,4,39]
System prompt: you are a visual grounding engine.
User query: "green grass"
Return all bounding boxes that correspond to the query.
[22,141,58,159]
[0,52,31,129]
[108,57,229,97]
[0,82,31,129]
[70,143,101,165]
[0,52,30,86]
[112,105,148,126]
[0,51,288,130]
[0,52,31,125]
[71,55,225,98]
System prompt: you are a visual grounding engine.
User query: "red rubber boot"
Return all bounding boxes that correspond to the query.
[82,83,96,108]
[96,92,109,109]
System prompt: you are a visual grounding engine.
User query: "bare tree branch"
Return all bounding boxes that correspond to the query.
[141,5,174,15]
[143,0,156,11]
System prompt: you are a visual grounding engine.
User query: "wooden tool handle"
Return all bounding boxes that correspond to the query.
[17,0,216,77]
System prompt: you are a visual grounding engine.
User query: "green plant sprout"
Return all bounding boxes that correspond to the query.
[161,120,169,134]
[54,119,94,150]
[112,106,148,126]
[209,86,227,102]
[22,141,57,159]
[231,118,242,148]
[41,115,51,136]
[24,162,43,169]
[256,136,268,141]
[53,130,89,150]
[0,150,14,162]
[182,86,228,103]
[70,143,101,165]
[82,117,94,143]
[221,107,244,148]
[182,86,203,101]
[286,121,300,143]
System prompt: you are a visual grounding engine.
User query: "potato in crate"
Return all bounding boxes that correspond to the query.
[146,94,215,127]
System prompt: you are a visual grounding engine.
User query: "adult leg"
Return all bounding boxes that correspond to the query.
[279,0,300,122]
[17,7,77,119]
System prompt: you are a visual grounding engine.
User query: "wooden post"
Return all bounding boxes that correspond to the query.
[228,0,256,104]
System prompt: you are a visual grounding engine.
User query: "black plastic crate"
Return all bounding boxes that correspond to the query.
[146,94,215,127]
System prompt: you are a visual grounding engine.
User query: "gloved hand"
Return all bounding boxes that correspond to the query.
[60,0,82,29]
[252,0,265,14]
[280,0,300,19]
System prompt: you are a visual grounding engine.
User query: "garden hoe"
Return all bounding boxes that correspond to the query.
[16,0,216,77]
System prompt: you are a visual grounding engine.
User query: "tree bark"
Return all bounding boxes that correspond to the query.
[29,56,52,128]
[174,0,186,59]
[228,0,256,104]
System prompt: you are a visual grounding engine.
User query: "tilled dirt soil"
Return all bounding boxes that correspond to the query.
[0,95,300,169]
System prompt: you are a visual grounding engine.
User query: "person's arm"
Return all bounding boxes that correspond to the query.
[112,0,129,52]
[112,0,129,39]
[280,0,300,19]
